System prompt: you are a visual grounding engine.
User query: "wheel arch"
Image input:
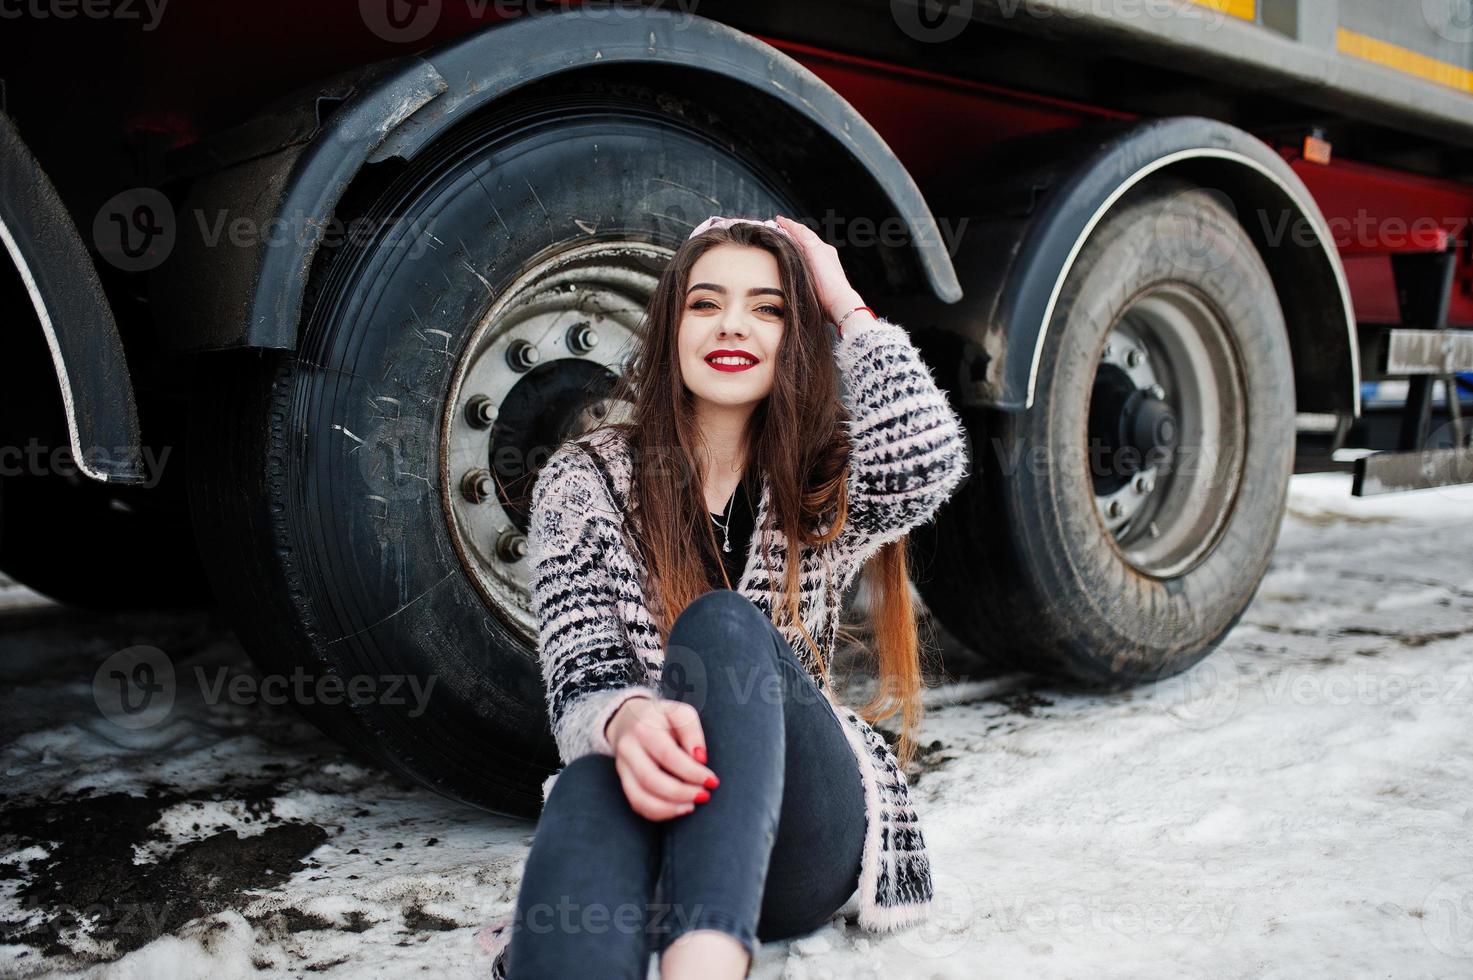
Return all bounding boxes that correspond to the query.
[0,110,147,485]
[932,115,1359,418]
[152,6,962,354]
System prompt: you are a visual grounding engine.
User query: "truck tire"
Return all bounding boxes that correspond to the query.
[187,80,799,816]
[918,176,1295,689]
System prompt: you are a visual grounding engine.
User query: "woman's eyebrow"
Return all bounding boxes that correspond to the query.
[686,282,787,300]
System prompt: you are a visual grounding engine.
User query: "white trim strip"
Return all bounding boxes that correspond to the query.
[0,215,115,482]
[1024,147,1361,417]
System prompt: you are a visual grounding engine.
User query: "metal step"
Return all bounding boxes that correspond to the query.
[1351,447,1473,496]
[1383,329,1473,376]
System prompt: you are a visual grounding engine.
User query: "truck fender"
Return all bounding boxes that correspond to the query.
[153,6,962,353]
[0,110,146,485]
[930,115,1359,417]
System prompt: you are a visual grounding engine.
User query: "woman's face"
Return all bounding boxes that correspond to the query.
[676,244,786,412]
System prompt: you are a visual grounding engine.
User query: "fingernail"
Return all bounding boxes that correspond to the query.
[694,790,711,804]
[682,804,695,814]
[693,746,706,764]
[704,775,719,789]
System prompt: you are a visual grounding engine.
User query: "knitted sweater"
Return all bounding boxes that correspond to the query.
[483,316,970,976]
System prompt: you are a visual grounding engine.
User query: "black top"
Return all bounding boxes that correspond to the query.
[703,465,760,591]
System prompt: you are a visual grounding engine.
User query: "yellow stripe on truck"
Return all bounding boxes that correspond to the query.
[1337,27,1473,96]
[1186,0,1256,20]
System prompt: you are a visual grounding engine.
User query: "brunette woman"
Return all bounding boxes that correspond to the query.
[488,213,970,979]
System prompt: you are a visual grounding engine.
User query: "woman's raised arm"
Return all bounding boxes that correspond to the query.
[830,311,971,567]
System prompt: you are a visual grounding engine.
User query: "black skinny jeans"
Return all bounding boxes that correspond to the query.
[505,589,867,979]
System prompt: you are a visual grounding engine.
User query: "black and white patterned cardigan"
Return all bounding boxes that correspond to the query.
[483,316,970,975]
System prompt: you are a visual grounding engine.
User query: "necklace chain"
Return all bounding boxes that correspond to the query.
[710,483,736,553]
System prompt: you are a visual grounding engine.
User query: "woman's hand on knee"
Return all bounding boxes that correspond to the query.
[608,698,718,821]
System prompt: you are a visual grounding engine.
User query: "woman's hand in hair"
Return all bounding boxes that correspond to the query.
[606,695,719,821]
[773,214,865,323]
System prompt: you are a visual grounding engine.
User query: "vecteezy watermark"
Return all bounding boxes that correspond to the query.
[93,645,439,728]
[1151,647,1244,731]
[358,0,702,45]
[1422,871,1473,958]
[1249,205,1473,253]
[1155,651,1473,732]
[894,877,978,958]
[891,0,1228,44]
[498,896,714,946]
[93,188,442,273]
[1426,419,1473,506]
[1149,186,1246,276]
[784,209,974,259]
[94,645,176,730]
[1424,0,1473,43]
[987,893,1237,945]
[0,0,169,30]
[6,893,184,942]
[0,438,172,489]
[193,665,439,717]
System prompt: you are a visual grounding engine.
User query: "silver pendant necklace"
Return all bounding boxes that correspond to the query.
[710,484,736,553]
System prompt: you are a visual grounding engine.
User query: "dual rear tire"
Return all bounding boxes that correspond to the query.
[919,177,1296,688]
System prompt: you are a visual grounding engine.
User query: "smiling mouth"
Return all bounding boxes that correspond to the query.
[705,353,759,372]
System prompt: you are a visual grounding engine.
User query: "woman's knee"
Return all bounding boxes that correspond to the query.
[667,590,776,667]
[540,754,623,820]
[663,592,786,707]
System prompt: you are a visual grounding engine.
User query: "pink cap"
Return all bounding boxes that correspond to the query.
[687,215,793,241]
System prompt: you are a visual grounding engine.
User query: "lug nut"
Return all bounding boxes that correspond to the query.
[465,395,497,429]
[1126,348,1145,368]
[1134,476,1153,494]
[1106,499,1123,519]
[461,468,494,504]
[1149,384,1166,400]
[506,339,540,372]
[497,530,528,562]
[567,322,600,355]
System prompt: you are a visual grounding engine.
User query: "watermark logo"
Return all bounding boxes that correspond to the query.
[93,187,175,272]
[357,0,702,44]
[895,877,978,957]
[93,645,175,730]
[1424,0,1473,43]
[360,0,442,43]
[1427,419,1473,506]
[1152,648,1242,731]
[0,0,170,31]
[891,0,973,43]
[893,0,1229,44]
[1150,186,1243,276]
[92,645,439,728]
[1422,871,1473,958]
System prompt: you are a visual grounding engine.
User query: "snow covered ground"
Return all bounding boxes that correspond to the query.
[2,472,1471,979]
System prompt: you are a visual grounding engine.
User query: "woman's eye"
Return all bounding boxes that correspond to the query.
[688,299,783,316]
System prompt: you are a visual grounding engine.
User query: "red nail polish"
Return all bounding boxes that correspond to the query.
[704,775,719,790]
[694,790,711,803]
[693,746,706,764]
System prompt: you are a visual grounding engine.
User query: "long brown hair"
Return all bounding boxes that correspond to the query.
[575,220,928,768]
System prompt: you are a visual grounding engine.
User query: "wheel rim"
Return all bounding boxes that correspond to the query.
[441,241,669,634]
[1086,284,1247,579]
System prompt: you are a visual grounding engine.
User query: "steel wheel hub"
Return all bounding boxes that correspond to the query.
[441,242,669,634]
